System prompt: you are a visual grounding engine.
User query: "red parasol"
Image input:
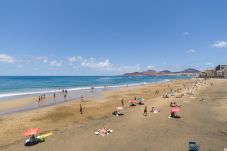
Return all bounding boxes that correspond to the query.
[23,128,40,136]
[129,99,136,103]
[171,107,181,113]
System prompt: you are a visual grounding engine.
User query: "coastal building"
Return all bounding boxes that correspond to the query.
[215,65,227,78]
[224,66,227,78]
[199,64,227,78]
[205,69,215,78]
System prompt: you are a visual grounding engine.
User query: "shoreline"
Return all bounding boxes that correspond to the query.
[0,78,185,115]
[0,76,189,100]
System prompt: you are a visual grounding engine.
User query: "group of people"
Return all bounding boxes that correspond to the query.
[37,88,69,105]
[38,94,46,103]
[143,106,160,116]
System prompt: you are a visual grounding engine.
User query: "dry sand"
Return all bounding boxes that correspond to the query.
[1,78,227,151]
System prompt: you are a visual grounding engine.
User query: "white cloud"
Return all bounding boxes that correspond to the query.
[0,54,15,63]
[81,58,112,70]
[115,64,141,72]
[182,32,189,36]
[212,40,227,48]
[206,62,214,66]
[186,49,196,53]
[67,56,141,73]
[146,65,155,70]
[35,56,48,63]
[49,60,62,67]
[68,56,82,63]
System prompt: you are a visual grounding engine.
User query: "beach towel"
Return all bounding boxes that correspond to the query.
[95,129,113,136]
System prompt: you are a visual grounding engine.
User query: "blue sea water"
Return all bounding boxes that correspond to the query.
[0,76,190,98]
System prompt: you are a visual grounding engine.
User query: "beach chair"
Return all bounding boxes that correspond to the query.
[189,141,199,151]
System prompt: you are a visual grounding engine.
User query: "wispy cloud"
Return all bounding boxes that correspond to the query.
[181,32,189,36]
[186,49,196,53]
[67,56,82,63]
[81,58,112,70]
[35,56,49,63]
[146,65,155,70]
[67,55,141,73]
[212,40,227,48]
[0,54,15,63]
[49,60,62,67]
[206,62,215,67]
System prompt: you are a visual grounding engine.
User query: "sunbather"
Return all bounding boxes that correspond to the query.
[150,107,160,113]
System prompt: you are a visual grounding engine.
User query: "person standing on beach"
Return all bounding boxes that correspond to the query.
[143,106,147,116]
[91,86,94,93]
[64,93,67,101]
[121,98,124,107]
[53,93,56,99]
[80,104,83,114]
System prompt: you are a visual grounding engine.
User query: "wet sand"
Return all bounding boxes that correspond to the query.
[1,78,227,151]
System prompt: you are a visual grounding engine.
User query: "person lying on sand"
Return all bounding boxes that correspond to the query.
[175,93,184,98]
[163,93,169,98]
[150,107,160,113]
[130,102,136,106]
[95,126,113,136]
[169,112,180,119]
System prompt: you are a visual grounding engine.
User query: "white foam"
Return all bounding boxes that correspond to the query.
[0,79,174,99]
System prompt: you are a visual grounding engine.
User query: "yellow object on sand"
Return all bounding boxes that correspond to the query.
[41,132,53,138]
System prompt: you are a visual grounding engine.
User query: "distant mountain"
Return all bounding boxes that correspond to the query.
[143,70,157,75]
[159,70,172,74]
[123,68,200,76]
[176,68,200,73]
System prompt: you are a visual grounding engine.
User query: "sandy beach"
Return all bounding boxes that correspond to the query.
[0,78,227,151]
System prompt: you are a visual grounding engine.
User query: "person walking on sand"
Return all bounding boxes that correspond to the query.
[53,93,56,99]
[143,106,147,116]
[80,104,83,114]
[121,98,124,107]
[64,93,67,101]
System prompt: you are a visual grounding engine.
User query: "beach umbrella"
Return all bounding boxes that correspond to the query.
[23,128,40,136]
[137,98,144,101]
[129,99,136,103]
[170,107,180,113]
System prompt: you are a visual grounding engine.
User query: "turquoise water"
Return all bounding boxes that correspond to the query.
[0,76,190,98]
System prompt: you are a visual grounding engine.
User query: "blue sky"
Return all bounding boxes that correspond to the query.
[0,0,227,75]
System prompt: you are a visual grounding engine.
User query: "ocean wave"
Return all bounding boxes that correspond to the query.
[0,77,183,99]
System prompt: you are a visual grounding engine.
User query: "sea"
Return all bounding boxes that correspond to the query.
[0,76,190,99]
